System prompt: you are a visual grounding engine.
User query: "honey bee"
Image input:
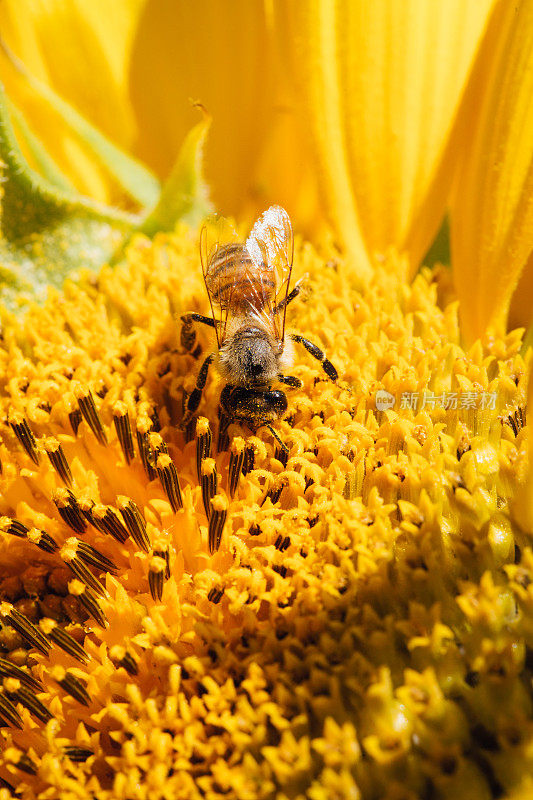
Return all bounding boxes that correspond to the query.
[180,206,337,448]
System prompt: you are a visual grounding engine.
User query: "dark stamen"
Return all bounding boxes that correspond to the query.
[0,692,23,729]
[0,657,43,692]
[54,668,91,706]
[156,454,183,513]
[44,438,73,486]
[109,646,138,675]
[201,458,218,518]
[61,542,107,597]
[68,581,107,628]
[113,402,135,464]
[40,618,90,663]
[76,540,117,573]
[8,412,40,465]
[118,497,151,552]
[53,489,87,534]
[196,417,212,482]
[75,386,108,445]
[90,505,129,544]
[0,603,51,655]
[9,685,53,723]
[148,556,166,601]
[208,495,228,554]
[136,428,157,481]
[228,437,245,498]
[14,754,38,775]
[69,408,82,436]
[63,746,94,763]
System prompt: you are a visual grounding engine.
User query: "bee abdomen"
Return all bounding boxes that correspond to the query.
[206,244,274,310]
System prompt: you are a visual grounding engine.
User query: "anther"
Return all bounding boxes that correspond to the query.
[242,443,255,475]
[148,556,167,601]
[0,692,23,729]
[201,458,218,518]
[0,657,43,692]
[118,496,151,552]
[113,401,135,464]
[76,540,117,573]
[13,753,38,775]
[274,535,291,552]
[0,602,51,655]
[77,495,101,530]
[8,412,40,465]
[153,543,171,580]
[261,478,284,506]
[228,437,245,498]
[52,666,91,706]
[148,432,168,459]
[207,587,224,604]
[275,445,289,468]
[52,488,87,534]
[9,684,53,723]
[43,437,73,486]
[27,526,59,554]
[136,426,157,481]
[196,417,212,482]
[156,454,183,513]
[90,504,129,543]
[61,540,107,597]
[68,580,107,628]
[109,645,138,675]
[0,517,28,538]
[208,495,228,554]
[39,618,89,663]
[63,746,94,763]
[69,408,82,436]
[74,385,108,445]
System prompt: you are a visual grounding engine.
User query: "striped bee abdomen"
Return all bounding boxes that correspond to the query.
[205,243,275,311]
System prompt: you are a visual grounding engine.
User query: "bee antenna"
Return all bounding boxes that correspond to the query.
[263,424,288,452]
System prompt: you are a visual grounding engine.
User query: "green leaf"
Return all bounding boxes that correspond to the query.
[0,82,139,310]
[140,109,212,235]
[0,37,160,208]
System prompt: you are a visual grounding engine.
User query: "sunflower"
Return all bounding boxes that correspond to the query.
[0,2,532,799]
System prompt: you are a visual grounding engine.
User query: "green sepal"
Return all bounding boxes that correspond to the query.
[140,109,212,235]
[0,82,139,309]
[1,39,160,208]
[0,83,213,311]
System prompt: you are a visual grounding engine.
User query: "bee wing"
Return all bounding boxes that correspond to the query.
[199,214,242,347]
[245,205,294,340]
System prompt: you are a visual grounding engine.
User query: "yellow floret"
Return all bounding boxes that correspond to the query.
[0,227,530,798]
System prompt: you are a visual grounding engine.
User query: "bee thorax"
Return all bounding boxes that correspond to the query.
[219,326,282,385]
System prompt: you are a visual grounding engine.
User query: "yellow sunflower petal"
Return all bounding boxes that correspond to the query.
[450,0,533,346]
[0,0,144,204]
[509,252,533,334]
[0,0,142,149]
[285,0,495,278]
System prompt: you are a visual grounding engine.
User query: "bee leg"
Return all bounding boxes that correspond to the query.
[273,283,302,316]
[180,313,217,352]
[290,334,338,381]
[181,353,215,426]
[278,374,303,389]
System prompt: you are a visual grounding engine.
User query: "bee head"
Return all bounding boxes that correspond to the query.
[220,385,288,427]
